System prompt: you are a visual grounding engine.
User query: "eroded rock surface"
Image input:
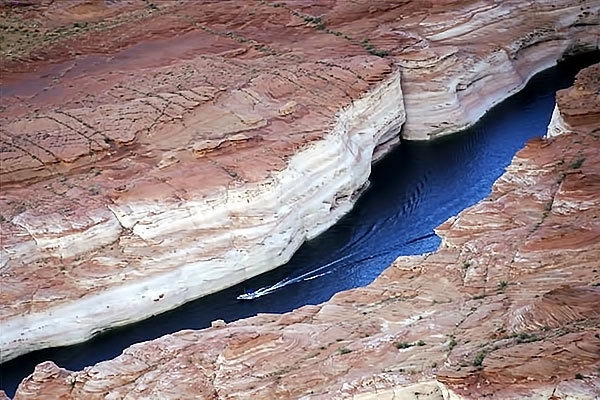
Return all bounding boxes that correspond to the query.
[548,63,600,136]
[12,63,600,400]
[1,0,599,361]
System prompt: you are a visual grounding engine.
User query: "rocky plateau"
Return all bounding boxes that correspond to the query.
[1,1,599,397]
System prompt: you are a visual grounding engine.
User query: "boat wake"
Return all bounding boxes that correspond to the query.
[236,231,437,300]
[237,253,353,300]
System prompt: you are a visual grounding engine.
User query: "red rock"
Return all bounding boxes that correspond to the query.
[1,1,599,384]
[13,61,600,399]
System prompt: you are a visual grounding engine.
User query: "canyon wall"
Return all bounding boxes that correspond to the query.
[396,0,600,139]
[12,62,600,400]
[548,63,600,137]
[1,0,599,362]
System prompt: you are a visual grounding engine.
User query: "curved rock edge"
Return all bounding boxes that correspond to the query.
[0,71,405,362]
[1,1,599,363]
[10,62,600,398]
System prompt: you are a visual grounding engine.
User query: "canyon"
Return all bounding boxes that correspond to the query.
[10,60,600,400]
[1,0,599,397]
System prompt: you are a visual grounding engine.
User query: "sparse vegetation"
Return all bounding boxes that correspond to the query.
[303,15,325,30]
[142,0,159,10]
[473,351,486,367]
[516,332,539,343]
[395,340,426,349]
[575,373,585,380]
[569,156,585,169]
[361,38,389,57]
[448,336,458,350]
[1,4,160,61]
[496,280,508,293]
[338,347,352,355]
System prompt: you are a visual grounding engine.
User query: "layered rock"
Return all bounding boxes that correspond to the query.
[548,63,600,136]
[396,0,600,139]
[1,0,599,362]
[0,0,404,362]
[13,63,600,400]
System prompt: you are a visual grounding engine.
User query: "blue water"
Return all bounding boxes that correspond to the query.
[1,52,598,396]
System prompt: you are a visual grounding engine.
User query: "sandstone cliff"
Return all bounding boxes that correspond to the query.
[12,62,600,400]
[1,0,599,362]
[548,63,600,137]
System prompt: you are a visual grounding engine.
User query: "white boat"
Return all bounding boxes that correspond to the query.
[236,278,290,301]
[236,253,360,300]
[236,288,269,301]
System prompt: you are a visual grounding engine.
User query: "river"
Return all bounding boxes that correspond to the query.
[1,52,598,396]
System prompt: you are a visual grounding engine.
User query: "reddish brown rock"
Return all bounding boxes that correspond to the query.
[0,0,403,361]
[13,64,600,400]
[549,63,600,136]
[1,0,599,365]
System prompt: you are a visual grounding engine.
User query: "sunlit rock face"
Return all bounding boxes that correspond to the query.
[1,0,599,362]
[13,64,600,400]
[395,0,600,140]
[548,63,600,137]
[0,0,404,362]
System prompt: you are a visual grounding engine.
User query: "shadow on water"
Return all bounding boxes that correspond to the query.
[1,51,599,395]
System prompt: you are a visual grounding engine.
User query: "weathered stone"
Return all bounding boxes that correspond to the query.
[548,63,600,136]
[1,0,599,367]
[13,63,600,400]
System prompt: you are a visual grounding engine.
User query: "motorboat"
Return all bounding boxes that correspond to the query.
[236,288,266,301]
[236,278,291,301]
[235,256,349,301]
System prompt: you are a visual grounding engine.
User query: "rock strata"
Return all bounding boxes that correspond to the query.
[1,0,599,361]
[12,63,600,400]
[548,63,600,137]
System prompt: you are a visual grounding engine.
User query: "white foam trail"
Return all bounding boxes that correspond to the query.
[303,271,333,281]
[239,252,357,299]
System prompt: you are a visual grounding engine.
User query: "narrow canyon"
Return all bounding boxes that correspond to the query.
[1,1,599,399]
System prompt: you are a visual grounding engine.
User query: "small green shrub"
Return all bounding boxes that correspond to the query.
[448,336,458,350]
[516,332,539,343]
[473,351,486,367]
[569,156,585,169]
[361,38,389,57]
[497,281,508,293]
